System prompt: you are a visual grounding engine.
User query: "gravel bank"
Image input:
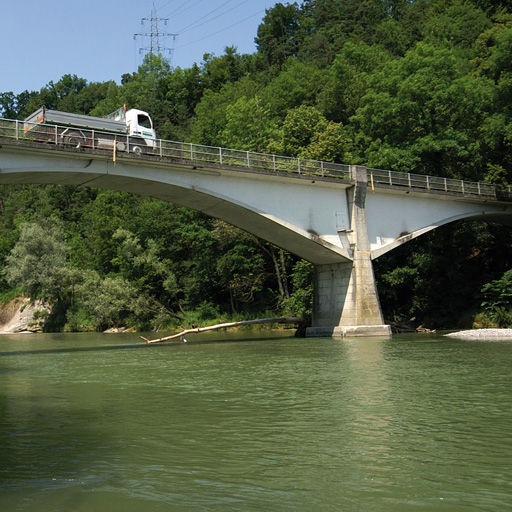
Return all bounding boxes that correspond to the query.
[445,329,512,339]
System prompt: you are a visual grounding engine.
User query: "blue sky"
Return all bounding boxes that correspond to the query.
[2,0,278,95]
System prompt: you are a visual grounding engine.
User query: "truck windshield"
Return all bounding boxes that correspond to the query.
[138,114,152,129]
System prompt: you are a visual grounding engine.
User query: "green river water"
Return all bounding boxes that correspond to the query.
[0,331,511,511]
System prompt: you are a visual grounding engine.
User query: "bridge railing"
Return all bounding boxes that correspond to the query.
[0,116,507,200]
[158,140,351,179]
[368,168,498,198]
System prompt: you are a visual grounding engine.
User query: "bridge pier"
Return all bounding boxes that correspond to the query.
[307,166,391,337]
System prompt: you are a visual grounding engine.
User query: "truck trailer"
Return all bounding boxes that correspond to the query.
[23,105,157,155]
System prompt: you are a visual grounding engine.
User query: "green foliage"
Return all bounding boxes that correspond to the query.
[255,3,305,69]
[351,42,495,176]
[281,261,313,317]
[220,96,280,152]
[481,269,512,327]
[181,301,221,328]
[269,105,350,162]
[422,1,492,50]
[262,59,328,117]
[0,286,24,305]
[3,220,68,301]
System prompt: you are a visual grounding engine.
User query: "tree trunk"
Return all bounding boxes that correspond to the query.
[140,316,304,344]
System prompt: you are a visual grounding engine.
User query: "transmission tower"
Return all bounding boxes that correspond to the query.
[134,2,176,62]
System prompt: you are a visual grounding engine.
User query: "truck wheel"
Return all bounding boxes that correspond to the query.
[132,145,143,155]
[64,132,84,149]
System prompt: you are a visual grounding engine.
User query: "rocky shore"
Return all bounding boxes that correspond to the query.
[0,298,51,333]
[445,329,512,339]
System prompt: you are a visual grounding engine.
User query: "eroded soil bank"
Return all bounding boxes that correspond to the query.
[0,297,50,333]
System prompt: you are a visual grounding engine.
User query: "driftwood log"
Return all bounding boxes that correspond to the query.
[140,317,304,344]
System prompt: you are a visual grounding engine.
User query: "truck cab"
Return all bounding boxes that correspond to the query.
[106,106,157,152]
[125,109,157,143]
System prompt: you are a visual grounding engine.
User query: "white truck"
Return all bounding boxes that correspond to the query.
[23,105,157,155]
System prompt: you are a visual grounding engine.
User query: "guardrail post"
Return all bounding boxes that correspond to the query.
[247,151,250,167]
[388,170,392,186]
[55,125,58,145]
[321,161,325,177]
[444,177,447,192]
[298,158,301,175]
[219,147,223,165]
[159,139,163,158]
[478,182,481,196]
[462,181,465,194]
[273,154,276,172]
[91,130,95,150]
[190,143,194,161]
[408,173,411,188]
[427,176,430,190]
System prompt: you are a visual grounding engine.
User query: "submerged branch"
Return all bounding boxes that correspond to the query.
[140,316,304,344]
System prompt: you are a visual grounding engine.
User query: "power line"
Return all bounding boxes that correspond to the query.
[157,0,177,11]
[163,0,204,18]
[174,8,265,50]
[178,0,253,35]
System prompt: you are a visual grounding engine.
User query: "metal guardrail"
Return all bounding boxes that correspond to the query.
[367,167,499,198]
[158,139,351,179]
[0,117,507,200]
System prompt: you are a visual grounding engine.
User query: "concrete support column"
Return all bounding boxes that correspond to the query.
[307,166,391,337]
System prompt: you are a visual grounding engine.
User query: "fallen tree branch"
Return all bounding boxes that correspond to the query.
[140,317,304,344]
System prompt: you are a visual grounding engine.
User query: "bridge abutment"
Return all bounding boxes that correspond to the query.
[307,166,391,337]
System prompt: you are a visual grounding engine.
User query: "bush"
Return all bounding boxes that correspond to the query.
[480,270,512,327]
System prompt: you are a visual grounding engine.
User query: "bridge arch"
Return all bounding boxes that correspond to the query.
[370,209,512,259]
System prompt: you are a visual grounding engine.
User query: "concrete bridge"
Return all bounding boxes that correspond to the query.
[1,125,511,337]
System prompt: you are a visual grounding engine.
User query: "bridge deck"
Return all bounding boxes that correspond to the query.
[0,116,508,201]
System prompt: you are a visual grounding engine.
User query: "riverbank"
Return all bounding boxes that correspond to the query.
[0,297,50,333]
[445,329,512,339]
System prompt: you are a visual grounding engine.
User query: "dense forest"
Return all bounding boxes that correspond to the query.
[1,0,512,332]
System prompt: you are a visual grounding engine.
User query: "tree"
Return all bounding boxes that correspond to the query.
[269,105,350,162]
[70,270,138,331]
[82,190,139,274]
[319,41,392,124]
[112,228,181,313]
[220,95,280,152]
[281,260,313,317]
[0,92,19,119]
[192,77,262,146]
[3,221,69,301]
[422,1,491,50]
[262,59,328,117]
[256,2,304,69]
